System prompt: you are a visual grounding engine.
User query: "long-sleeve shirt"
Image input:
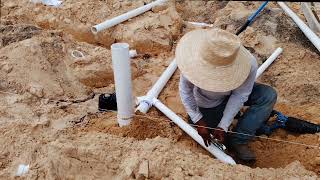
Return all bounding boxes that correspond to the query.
[179,57,258,132]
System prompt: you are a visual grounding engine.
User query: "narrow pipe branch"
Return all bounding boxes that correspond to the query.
[187,21,213,28]
[278,2,320,52]
[136,60,177,113]
[92,0,167,33]
[256,47,283,79]
[111,43,133,127]
[152,98,236,165]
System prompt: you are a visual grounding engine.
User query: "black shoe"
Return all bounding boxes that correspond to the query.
[229,144,256,162]
[285,117,320,134]
[98,93,117,111]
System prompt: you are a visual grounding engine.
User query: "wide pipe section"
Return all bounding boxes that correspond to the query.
[278,2,320,52]
[111,43,133,127]
[256,47,283,79]
[152,98,236,165]
[92,0,167,33]
[137,60,177,113]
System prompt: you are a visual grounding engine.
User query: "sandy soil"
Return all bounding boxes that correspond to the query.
[1,0,319,179]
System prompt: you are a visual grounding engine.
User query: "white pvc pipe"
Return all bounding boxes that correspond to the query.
[301,3,320,33]
[255,47,283,79]
[187,21,214,28]
[111,43,133,127]
[152,98,236,165]
[136,60,177,113]
[92,0,167,33]
[278,2,320,52]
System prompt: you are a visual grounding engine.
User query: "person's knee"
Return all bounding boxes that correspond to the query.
[263,85,277,105]
[254,84,277,105]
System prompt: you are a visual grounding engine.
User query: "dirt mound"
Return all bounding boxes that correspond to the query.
[0,23,41,48]
[1,0,182,54]
[0,117,317,179]
[260,43,320,105]
[76,112,183,141]
[176,1,228,23]
[0,28,122,100]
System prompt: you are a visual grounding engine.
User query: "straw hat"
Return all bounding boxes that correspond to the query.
[176,28,252,92]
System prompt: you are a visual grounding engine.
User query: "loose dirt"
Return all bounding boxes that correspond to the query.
[0,0,319,179]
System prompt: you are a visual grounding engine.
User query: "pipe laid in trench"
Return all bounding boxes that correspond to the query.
[255,47,283,79]
[111,43,133,127]
[278,2,320,52]
[301,2,320,33]
[187,21,213,28]
[136,60,177,113]
[236,1,269,35]
[152,98,236,165]
[92,0,167,33]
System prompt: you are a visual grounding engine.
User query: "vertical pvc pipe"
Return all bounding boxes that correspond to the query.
[278,2,320,52]
[111,43,133,127]
[152,98,236,165]
[92,0,167,33]
[256,47,283,79]
[136,60,177,113]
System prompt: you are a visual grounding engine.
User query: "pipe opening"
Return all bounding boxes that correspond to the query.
[91,26,98,34]
[71,50,85,59]
[111,43,129,49]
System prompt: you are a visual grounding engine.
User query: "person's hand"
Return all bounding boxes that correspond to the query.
[212,127,226,143]
[195,119,212,147]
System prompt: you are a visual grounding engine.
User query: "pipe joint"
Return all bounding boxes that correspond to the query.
[140,99,153,108]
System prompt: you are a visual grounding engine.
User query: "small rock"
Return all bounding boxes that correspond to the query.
[64,18,72,24]
[6,2,17,8]
[298,51,306,59]
[176,167,183,172]
[270,8,283,15]
[6,95,20,104]
[265,21,278,35]
[124,166,134,177]
[58,15,64,21]
[41,98,49,105]
[315,157,320,165]
[152,4,168,13]
[1,64,13,73]
[137,160,149,179]
[230,10,251,21]
[159,15,173,29]
[112,2,121,9]
[29,84,44,98]
[122,1,132,7]
[34,7,40,13]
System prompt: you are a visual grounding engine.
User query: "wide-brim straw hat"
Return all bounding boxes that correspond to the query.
[176,28,252,92]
